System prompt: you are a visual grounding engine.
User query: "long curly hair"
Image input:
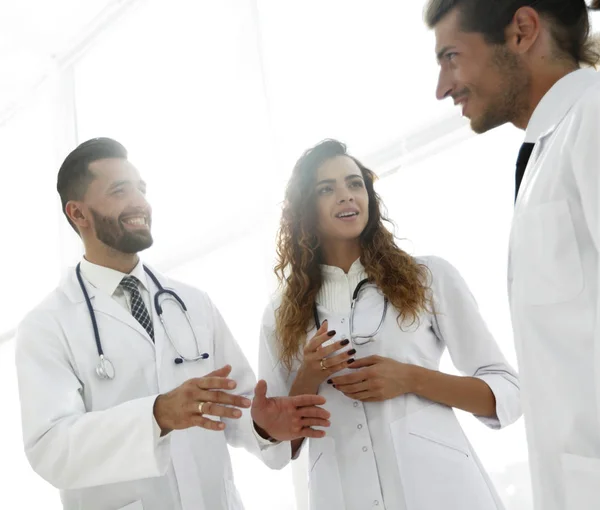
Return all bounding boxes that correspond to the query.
[274,139,433,371]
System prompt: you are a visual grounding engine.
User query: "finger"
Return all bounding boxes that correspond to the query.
[321,348,356,367]
[199,390,252,408]
[299,428,327,439]
[195,376,238,391]
[204,365,233,378]
[191,415,227,431]
[288,394,326,408]
[333,380,369,394]
[329,369,369,386]
[349,391,375,401]
[347,355,382,369]
[300,418,331,428]
[196,401,243,419]
[254,379,268,401]
[317,339,351,358]
[296,406,331,420]
[306,328,337,352]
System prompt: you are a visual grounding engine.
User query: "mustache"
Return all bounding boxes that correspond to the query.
[451,88,470,102]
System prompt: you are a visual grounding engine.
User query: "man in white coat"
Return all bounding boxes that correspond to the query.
[15,137,331,510]
[425,1,600,509]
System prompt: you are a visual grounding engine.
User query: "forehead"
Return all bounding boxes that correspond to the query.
[88,158,141,184]
[434,8,486,56]
[316,155,362,181]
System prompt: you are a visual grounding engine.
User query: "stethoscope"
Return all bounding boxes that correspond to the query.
[76,263,209,380]
[312,278,389,346]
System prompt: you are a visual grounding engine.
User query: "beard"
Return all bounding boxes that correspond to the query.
[469,47,531,134]
[90,208,153,254]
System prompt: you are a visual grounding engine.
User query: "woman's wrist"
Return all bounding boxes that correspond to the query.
[290,369,321,396]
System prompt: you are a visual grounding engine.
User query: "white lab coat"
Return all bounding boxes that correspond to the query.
[509,68,600,510]
[15,265,289,510]
[259,256,521,510]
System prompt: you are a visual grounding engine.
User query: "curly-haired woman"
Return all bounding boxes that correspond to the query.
[258,139,522,510]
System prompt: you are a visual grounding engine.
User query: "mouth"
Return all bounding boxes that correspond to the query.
[120,215,150,229]
[335,209,360,221]
[454,96,469,117]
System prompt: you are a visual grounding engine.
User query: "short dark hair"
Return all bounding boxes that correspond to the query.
[424,0,600,67]
[57,137,128,232]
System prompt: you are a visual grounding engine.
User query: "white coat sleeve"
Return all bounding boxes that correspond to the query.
[204,293,290,470]
[14,310,171,490]
[426,256,522,429]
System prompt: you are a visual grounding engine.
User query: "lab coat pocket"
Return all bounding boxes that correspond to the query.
[308,437,345,510]
[512,200,583,306]
[562,453,600,509]
[390,405,497,510]
[117,501,144,510]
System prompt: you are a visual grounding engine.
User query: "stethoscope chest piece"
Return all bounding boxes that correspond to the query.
[96,355,115,380]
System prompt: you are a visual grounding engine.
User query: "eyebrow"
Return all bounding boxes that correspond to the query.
[108,180,146,191]
[316,174,364,186]
[436,45,456,62]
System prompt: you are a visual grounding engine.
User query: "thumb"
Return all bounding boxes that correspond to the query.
[206,364,232,378]
[254,379,268,402]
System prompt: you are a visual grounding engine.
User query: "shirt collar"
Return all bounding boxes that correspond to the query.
[79,257,149,297]
[525,68,599,143]
[320,258,365,281]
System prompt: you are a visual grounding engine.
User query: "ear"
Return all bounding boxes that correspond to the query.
[505,6,541,55]
[65,201,90,230]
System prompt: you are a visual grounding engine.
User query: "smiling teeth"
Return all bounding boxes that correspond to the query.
[124,217,145,225]
[337,212,357,218]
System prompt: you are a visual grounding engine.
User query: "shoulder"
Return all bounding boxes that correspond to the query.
[413,255,471,299]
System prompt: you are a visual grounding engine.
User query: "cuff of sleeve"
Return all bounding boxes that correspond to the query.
[474,374,521,429]
[150,395,172,469]
[252,422,281,449]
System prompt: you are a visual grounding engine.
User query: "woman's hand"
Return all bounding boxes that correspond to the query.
[329,355,416,402]
[291,320,356,396]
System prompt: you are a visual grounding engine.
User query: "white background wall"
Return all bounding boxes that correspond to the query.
[1,2,598,509]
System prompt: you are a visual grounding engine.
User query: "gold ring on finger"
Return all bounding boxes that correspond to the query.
[198,402,207,414]
[320,359,327,371]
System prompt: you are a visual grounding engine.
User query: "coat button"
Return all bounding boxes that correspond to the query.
[353,402,359,407]
[362,446,368,452]
[357,424,363,429]
[373,501,380,506]
[341,318,345,323]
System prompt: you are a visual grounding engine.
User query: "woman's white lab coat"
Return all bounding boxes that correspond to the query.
[509,68,600,510]
[15,266,289,510]
[259,256,521,510]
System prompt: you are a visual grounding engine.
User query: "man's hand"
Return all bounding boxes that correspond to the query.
[251,380,331,441]
[330,355,416,402]
[153,365,251,434]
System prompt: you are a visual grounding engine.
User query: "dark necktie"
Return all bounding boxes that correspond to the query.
[515,142,535,202]
[120,276,155,341]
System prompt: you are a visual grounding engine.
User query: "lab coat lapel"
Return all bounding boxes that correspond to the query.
[61,267,155,348]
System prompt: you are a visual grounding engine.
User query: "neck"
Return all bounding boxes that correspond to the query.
[84,244,140,274]
[513,63,577,130]
[320,239,361,273]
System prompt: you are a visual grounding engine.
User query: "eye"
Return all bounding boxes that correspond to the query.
[349,180,364,189]
[446,52,458,62]
[318,186,334,195]
[112,188,125,196]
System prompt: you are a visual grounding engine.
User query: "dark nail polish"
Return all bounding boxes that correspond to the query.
[348,349,356,355]
[340,339,350,346]
[327,330,336,337]
[327,379,333,384]
[348,358,355,364]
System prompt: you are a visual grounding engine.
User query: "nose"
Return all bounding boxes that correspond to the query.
[336,193,355,205]
[436,67,453,101]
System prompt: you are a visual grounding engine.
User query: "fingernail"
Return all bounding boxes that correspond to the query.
[348,349,356,355]
[228,381,236,389]
[243,398,251,406]
[234,410,242,418]
[327,330,336,337]
[340,339,350,346]
[348,358,355,364]
[327,379,333,384]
